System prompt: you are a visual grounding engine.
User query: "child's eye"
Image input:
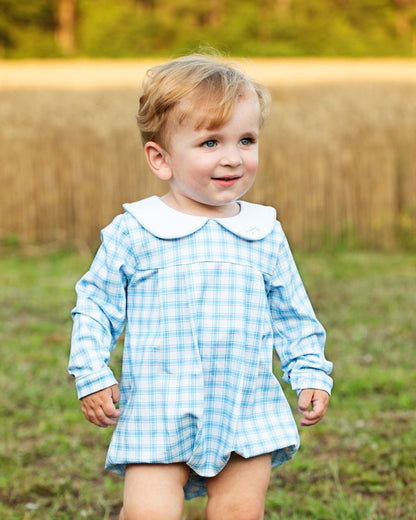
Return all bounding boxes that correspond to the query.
[202,139,217,148]
[240,137,255,146]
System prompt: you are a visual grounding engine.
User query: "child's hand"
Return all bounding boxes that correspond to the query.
[298,389,329,426]
[80,384,121,428]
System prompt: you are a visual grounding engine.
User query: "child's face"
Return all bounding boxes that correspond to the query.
[153,90,260,217]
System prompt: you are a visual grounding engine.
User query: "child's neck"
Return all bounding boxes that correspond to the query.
[160,193,241,218]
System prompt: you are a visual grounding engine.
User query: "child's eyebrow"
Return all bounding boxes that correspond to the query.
[242,129,259,137]
[237,129,260,141]
[192,129,221,141]
[196,126,259,137]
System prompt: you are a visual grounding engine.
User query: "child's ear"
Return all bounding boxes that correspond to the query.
[144,141,173,181]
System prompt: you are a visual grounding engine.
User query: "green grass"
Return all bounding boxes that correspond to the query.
[0,249,415,519]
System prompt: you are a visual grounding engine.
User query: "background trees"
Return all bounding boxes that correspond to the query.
[0,0,415,58]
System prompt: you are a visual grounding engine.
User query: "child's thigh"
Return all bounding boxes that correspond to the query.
[121,462,190,520]
[205,452,272,520]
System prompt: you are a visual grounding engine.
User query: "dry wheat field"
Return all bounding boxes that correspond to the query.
[1,59,416,251]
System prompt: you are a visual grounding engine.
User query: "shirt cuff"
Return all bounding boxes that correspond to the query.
[291,369,333,396]
[75,368,119,399]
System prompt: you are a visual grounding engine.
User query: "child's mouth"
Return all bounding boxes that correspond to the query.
[212,176,240,187]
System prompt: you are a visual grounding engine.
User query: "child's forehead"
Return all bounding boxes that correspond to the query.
[173,86,259,130]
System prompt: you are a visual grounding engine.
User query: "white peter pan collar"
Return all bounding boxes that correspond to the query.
[123,196,276,240]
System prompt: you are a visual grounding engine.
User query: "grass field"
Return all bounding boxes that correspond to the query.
[0,248,415,519]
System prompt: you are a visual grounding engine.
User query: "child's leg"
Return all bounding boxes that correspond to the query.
[119,462,190,520]
[205,452,272,520]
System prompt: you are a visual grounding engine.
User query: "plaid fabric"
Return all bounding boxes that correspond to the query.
[69,197,333,499]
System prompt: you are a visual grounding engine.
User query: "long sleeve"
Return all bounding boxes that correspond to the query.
[69,215,136,399]
[267,224,333,395]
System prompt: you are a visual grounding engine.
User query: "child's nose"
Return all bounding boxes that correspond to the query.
[220,147,243,167]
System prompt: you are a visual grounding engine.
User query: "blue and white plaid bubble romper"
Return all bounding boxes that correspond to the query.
[69,196,333,499]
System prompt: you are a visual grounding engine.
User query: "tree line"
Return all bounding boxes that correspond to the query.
[1,0,415,58]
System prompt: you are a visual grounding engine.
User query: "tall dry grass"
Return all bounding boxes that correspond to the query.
[0,82,415,251]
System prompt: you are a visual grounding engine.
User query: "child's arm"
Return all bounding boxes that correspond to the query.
[267,224,333,400]
[69,215,136,403]
[298,388,329,426]
[80,384,121,428]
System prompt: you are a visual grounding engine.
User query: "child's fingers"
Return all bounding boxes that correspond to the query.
[111,383,121,404]
[81,386,121,428]
[81,399,109,428]
[82,401,119,428]
[299,407,324,426]
[102,391,121,419]
[298,389,329,426]
[297,389,314,413]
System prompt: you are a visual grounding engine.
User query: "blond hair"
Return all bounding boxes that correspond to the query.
[137,53,271,147]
